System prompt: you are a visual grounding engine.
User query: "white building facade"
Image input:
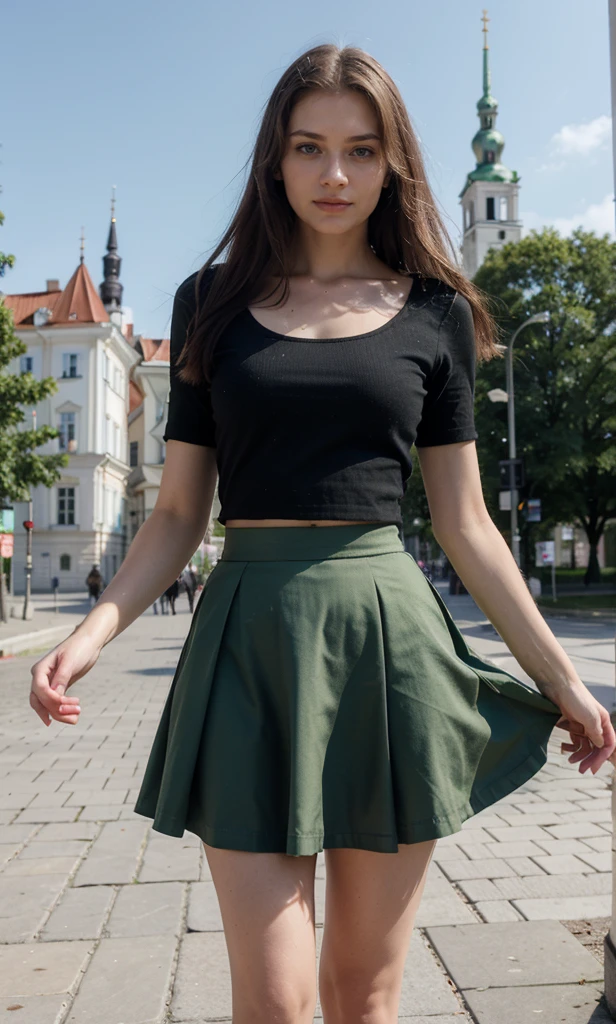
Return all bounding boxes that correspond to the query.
[5,257,139,593]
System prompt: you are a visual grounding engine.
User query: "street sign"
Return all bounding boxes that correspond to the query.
[0,509,14,533]
[499,490,512,511]
[526,498,542,523]
[535,540,555,566]
[0,534,14,558]
[561,525,574,541]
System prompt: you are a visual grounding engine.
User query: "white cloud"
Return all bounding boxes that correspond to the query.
[551,115,612,157]
[520,193,616,239]
[534,115,612,173]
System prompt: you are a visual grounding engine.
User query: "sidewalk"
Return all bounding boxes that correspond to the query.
[0,592,91,657]
[0,585,613,1022]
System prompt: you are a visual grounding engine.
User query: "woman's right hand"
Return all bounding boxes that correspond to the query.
[30,629,102,727]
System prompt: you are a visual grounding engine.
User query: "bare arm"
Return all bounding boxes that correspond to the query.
[416,440,580,703]
[75,440,219,649]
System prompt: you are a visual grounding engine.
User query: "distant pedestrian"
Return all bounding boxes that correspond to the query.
[85,565,104,607]
[164,577,180,615]
[180,565,199,613]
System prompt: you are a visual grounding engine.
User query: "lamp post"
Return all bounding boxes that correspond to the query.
[491,312,550,567]
[22,409,36,620]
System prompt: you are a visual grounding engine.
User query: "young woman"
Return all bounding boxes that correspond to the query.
[30,44,616,1024]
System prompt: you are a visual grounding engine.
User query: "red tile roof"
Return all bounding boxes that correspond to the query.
[3,261,109,327]
[139,337,170,362]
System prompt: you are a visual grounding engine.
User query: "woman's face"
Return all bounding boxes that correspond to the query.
[277,88,390,237]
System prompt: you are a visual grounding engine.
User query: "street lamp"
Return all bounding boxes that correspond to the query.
[491,312,550,567]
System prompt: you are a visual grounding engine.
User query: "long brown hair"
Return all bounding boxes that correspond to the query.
[179,43,503,386]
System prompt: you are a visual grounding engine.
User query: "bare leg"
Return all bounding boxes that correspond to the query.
[204,843,319,1024]
[319,840,437,1024]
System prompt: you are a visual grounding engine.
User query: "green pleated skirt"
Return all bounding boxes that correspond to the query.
[133,523,562,855]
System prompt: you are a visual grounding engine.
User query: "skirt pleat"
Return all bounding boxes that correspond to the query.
[133,525,563,855]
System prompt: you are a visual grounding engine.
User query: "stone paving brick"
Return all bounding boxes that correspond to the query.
[424,919,603,989]
[456,878,504,902]
[0,824,37,844]
[462,982,611,1024]
[0,993,69,1024]
[16,791,70,809]
[63,788,128,805]
[439,858,518,881]
[481,841,545,859]
[65,934,178,1023]
[2,855,80,877]
[492,872,611,900]
[529,853,597,874]
[138,832,201,883]
[0,790,36,806]
[72,820,148,887]
[186,880,225,932]
[512,801,576,815]
[533,837,604,856]
[106,880,184,937]
[475,899,524,922]
[18,840,90,859]
[542,821,610,840]
[481,824,555,843]
[0,841,21,867]
[575,850,611,872]
[0,940,92,997]
[32,821,99,842]
[513,894,611,920]
[13,807,78,824]
[502,856,547,876]
[170,931,232,1021]
[74,805,122,821]
[39,884,115,941]
[432,843,469,861]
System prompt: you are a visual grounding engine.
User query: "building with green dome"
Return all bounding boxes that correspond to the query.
[460,11,522,277]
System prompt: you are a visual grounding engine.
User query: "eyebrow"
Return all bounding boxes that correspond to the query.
[288,130,381,142]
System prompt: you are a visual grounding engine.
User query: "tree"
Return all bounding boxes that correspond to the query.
[473,227,616,584]
[0,207,68,621]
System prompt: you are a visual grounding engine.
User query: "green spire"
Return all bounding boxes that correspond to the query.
[459,9,519,197]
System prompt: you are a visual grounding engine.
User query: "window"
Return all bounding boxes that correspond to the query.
[498,229,506,240]
[58,487,75,525]
[62,353,79,378]
[130,440,139,467]
[20,355,33,374]
[58,412,76,452]
[486,197,495,220]
[60,553,71,571]
[499,196,508,221]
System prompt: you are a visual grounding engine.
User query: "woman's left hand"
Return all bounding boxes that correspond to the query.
[548,679,616,774]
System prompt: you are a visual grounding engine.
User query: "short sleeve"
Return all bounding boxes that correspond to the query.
[162,271,217,448]
[414,290,479,448]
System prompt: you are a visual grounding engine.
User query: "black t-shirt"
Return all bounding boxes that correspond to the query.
[163,266,478,529]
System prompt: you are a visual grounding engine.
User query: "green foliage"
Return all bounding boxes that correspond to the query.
[473,226,616,582]
[0,220,68,504]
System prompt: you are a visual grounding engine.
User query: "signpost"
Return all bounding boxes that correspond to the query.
[535,540,556,602]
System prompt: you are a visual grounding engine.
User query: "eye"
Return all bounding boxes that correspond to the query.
[353,147,375,158]
[297,143,319,154]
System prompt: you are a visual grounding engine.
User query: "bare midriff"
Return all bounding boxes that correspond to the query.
[225,519,382,528]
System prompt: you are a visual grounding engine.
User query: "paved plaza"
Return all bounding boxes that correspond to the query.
[0,583,614,1023]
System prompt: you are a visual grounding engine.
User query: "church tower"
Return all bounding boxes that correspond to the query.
[459,10,522,278]
[99,186,124,315]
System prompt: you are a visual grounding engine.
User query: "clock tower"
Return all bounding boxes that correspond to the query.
[459,10,522,278]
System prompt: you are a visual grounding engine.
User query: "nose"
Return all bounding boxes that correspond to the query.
[319,154,349,188]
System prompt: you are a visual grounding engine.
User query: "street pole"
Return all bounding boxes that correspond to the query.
[22,409,36,620]
[504,312,550,568]
[504,341,520,566]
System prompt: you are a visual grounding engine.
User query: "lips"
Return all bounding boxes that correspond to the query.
[314,199,351,205]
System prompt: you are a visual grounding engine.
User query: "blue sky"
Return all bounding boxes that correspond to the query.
[2,0,613,339]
